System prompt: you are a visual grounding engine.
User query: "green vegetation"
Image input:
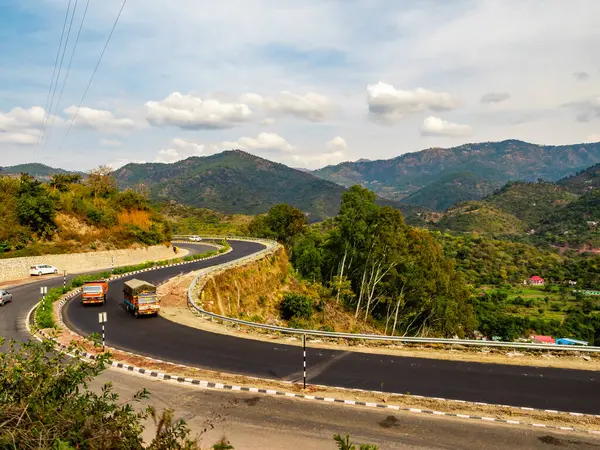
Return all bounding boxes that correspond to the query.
[160,203,253,236]
[114,150,404,223]
[1,336,376,449]
[0,337,204,449]
[280,293,314,321]
[251,186,475,337]
[0,163,82,179]
[0,169,171,257]
[559,161,600,193]
[402,171,502,211]
[314,139,600,209]
[432,180,600,250]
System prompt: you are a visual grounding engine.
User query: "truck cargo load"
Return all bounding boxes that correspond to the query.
[81,280,108,305]
[123,278,159,317]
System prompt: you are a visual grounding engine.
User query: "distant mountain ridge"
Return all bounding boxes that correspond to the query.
[313,140,600,211]
[112,150,414,222]
[0,163,83,180]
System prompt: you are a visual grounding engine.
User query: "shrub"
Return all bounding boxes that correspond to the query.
[280,293,313,321]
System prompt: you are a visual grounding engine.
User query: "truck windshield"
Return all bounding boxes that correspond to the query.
[83,285,103,294]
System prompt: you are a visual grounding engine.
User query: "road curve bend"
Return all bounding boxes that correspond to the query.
[2,239,599,414]
[61,240,600,414]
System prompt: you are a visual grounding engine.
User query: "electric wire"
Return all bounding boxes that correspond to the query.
[40,0,80,152]
[57,0,127,153]
[35,0,73,153]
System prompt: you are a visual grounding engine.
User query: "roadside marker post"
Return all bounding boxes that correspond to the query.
[40,286,47,312]
[303,334,307,389]
[111,257,115,274]
[63,270,67,290]
[98,312,107,351]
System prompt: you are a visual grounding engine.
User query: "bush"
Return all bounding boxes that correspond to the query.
[280,293,313,321]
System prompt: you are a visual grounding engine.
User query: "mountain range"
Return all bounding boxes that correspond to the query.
[313,140,600,211]
[112,150,414,222]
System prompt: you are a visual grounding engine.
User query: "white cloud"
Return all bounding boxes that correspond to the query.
[0,106,49,146]
[326,136,347,151]
[107,158,147,170]
[100,138,123,148]
[221,132,293,153]
[145,92,253,130]
[155,138,218,163]
[263,91,334,122]
[261,117,275,126]
[481,92,510,104]
[64,106,138,133]
[367,82,459,123]
[420,116,473,137]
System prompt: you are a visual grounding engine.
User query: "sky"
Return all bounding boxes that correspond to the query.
[1,0,600,171]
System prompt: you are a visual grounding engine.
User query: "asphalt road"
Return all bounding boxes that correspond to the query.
[3,240,600,415]
[97,369,600,449]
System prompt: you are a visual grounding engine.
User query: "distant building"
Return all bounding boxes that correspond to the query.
[529,276,545,285]
[531,335,555,344]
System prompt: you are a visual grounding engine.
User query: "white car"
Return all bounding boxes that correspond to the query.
[189,236,202,242]
[0,289,13,306]
[29,264,59,276]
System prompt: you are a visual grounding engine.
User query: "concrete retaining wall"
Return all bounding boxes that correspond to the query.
[0,244,185,283]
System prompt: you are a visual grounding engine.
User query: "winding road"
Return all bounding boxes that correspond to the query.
[2,240,600,414]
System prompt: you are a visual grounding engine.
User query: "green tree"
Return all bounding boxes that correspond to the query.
[248,203,307,246]
[0,337,225,449]
[87,165,117,198]
[50,173,82,192]
[16,174,56,237]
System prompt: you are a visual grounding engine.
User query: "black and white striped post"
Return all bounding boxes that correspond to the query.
[111,256,115,274]
[302,334,307,389]
[40,286,47,312]
[63,270,67,291]
[98,312,107,351]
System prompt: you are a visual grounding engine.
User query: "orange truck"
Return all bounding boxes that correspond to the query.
[81,280,109,305]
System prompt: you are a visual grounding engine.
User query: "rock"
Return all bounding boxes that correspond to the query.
[507,351,524,358]
[451,344,468,350]
[582,355,591,361]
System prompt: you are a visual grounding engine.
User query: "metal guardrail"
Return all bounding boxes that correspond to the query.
[184,236,600,353]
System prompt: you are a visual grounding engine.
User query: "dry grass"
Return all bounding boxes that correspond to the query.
[118,210,152,229]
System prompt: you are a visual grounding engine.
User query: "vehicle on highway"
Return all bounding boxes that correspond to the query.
[0,289,13,306]
[123,279,160,318]
[189,236,202,242]
[81,280,109,305]
[29,264,59,276]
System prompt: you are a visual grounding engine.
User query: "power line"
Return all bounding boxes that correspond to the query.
[40,0,80,152]
[58,0,127,153]
[44,0,91,150]
[35,0,73,154]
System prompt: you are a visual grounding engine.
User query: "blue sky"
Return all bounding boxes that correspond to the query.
[1,0,599,170]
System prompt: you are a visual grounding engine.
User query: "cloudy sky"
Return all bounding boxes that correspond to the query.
[1,0,599,171]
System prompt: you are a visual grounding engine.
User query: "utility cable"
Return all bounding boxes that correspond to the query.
[44,0,91,150]
[40,0,80,152]
[35,0,73,153]
[58,0,127,153]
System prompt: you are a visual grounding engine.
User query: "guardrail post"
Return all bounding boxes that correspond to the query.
[303,334,307,389]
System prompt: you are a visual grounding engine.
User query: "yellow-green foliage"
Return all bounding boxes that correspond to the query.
[0,174,171,258]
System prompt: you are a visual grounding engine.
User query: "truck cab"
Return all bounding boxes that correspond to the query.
[123,279,159,318]
[81,280,108,305]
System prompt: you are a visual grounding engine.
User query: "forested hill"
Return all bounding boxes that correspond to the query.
[112,150,414,222]
[559,162,600,193]
[434,180,600,249]
[313,140,600,210]
[0,163,83,180]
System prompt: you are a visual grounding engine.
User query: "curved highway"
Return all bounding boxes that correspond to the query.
[2,240,600,414]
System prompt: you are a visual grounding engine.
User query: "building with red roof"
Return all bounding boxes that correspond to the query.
[531,335,555,344]
[529,276,545,285]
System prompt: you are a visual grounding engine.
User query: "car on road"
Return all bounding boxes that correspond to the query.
[189,236,202,242]
[0,289,13,306]
[29,264,59,276]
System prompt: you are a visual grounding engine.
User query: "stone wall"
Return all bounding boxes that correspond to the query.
[0,244,189,283]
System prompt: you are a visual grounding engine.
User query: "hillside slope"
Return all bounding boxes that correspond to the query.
[314,140,600,209]
[559,162,600,193]
[0,163,83,180]
[113,150,411,222]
